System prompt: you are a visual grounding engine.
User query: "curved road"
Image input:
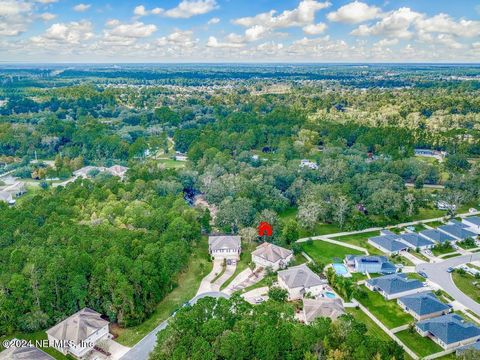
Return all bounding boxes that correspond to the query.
[416,253,480,317]
[120,292,229,360]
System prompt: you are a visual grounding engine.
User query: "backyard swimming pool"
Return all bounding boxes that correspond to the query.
[325,291,336,299]
[332,263,349,276]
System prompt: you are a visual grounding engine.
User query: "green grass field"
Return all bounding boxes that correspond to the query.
[115,236,211,347]
[452,272,480,303]
[357,290,413,329]
[157,158,186,169]
[301,240,363,265]
[346,308,391,342]
[396,330,443,357]
[334,231,383,255]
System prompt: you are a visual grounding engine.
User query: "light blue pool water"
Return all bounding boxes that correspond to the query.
[332,263,348,276]
[325,291,336,299]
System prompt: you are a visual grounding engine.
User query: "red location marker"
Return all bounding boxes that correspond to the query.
[258,222,273,237]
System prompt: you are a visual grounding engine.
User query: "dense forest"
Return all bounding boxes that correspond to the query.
[0,64,479,353]
[150,295,405,360]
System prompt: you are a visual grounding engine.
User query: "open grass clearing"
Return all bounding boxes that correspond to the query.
[301,240,363,265]
[452,272,480,304]
[396,330,443,357]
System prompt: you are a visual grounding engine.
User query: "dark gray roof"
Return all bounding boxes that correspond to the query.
[278,264,325,289]
[0,341,54,360]
[208,235,241,251]
[419,229,455,243]
[438,224,477,240]
[367,273,424,295]
[449,219,469,228]
[398,292,449,316]
[369,235,409,252]
[399,233,435,248]
[464,216,480,226]
[417,314,480,345]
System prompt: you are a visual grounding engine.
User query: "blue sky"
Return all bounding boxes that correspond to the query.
[1,0,480,62]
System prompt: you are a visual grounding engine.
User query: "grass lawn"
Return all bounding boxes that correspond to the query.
[390,255,414,267]
[335,231,384,255]
[441,253,461,259]
[241,274,275,293]
[301,240,363,265]
[396,330,443,357]
[427,220,445,228]
[220,242,256,291]
[409,251,430,262]
[415,208,445,221]
[346,308,391,342]
[357,290,413,329]
[290,252,308,266]
[114,236,211,347]
[468,263,480,271]
[452,272,480,303]
[432,245,455,256]
[0,331,71,359]
[157,158,186,169]
[279,208,342,237]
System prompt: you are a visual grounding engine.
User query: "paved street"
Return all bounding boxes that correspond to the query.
[416,253,480,317]
[120,292,229,360]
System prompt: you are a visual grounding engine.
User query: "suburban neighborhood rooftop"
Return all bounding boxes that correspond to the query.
[367,274,425,296]
[278,264,325,289]
[398,292,450,317]
[417,314,480,345]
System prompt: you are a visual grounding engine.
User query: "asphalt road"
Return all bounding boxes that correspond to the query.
[120,291,229,360]
[416,253,480,317]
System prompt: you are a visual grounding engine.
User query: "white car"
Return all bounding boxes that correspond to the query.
[469,208,478,214]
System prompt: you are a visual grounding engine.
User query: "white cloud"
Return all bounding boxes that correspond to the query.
[164,0,217,19]
[233,0,331,29]
[351,7,422,39]
[74,3,91,12]
[104,20,157,40]
[327,1,381,24]
[31,20,94,46]
[374,38,398,47]
[134,5,148,16]
[157,30,198,48]
[34,0,58,3]
[207,17,220,25]
[39,12,56,21]
[206,36,244,48]
[416,13,480,38]
[0,0,33,36]
[303,22,327,35]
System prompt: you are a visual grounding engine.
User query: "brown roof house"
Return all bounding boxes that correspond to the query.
[46,308,109,359]
[251,242,293,271]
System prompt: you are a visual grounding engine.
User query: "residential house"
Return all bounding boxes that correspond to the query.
[437,201,456,211]
[368,234,409,255]
[366,273,428,300]
[438,224,477,242]
[448,219,469,228]
[106,165,128,179]
[299,159,318,170]
[208,235,241,260]
[277,264,326,300]
[414,149,447,160]
[462,217,480,235]
[344,255,397,274]
[73,166,106,178]
[419,229,456,244]
[251,242,293,271]
[46,308,109,359]
[0,339,54,360]
[301,298,345,324]
[398,233,435,250]
[416,314,480,350]
[397,292,450,320]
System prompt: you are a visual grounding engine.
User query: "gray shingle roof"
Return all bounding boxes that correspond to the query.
[303,298,345,323]
[208,235,241,251]
[464,216,480,226]
[46,308,109,345]
[417,314,480,345]
[419,229,455,243]
[438,224,476,240]
[399,233,435,248]
[252,242,292,263]
[367,273,424,295]
[398,292,449,316]
[0,341,54,360]
[278,264,325,289]
[369,235,408,252]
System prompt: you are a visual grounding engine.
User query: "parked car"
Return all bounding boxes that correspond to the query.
[418,271,428,278]
[447,267,454,273]
[255,297,265,304]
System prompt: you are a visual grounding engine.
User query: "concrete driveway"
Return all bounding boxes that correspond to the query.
[241,286,269,305]
[196,259,223,295]
[211,263,236,291]
[416,253,480,317]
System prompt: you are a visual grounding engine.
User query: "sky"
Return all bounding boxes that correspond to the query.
[1,0,480,63]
